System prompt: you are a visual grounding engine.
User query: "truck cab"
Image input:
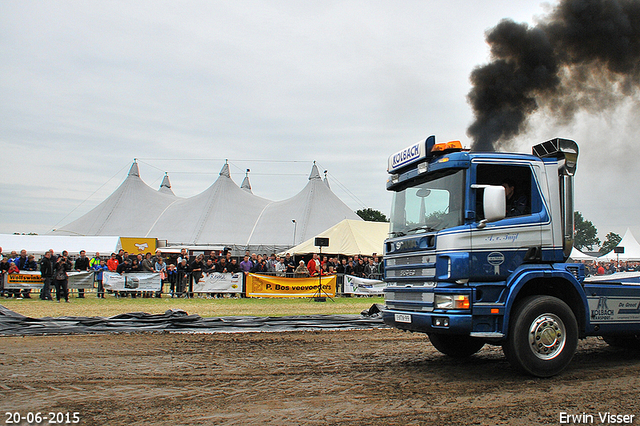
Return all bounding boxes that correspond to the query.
[382,136,592,376]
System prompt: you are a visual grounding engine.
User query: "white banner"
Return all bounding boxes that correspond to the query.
[68,271,96,289]
[193,272,243,293]
[3,270,94,290]
[103,272,162,292]
[343,275,387,295]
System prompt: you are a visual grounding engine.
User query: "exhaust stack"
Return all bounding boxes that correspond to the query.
[533,138,579,259]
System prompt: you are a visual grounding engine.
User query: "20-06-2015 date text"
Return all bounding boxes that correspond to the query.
[5,412,80,424]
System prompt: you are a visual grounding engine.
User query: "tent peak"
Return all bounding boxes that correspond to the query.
[219,162,230,178]
[241,169,252,193]
[309,162,321,180]
[128,160,140,177]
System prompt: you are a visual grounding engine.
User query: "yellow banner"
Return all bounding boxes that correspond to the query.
[7,273,44,284]
[120,237,157,255]
[246,274,336,298]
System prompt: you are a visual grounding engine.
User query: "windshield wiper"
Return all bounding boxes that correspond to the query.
[405,225,437,234]
[390,231,406,237]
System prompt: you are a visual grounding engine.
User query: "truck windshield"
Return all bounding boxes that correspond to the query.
[390,170,465,235]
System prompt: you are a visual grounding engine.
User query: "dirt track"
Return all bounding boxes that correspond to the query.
[1,329,640,425]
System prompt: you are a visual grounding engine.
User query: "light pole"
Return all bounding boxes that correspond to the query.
[292,219,297,246]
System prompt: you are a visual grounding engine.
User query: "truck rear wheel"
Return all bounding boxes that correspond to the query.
[503,295,578,377]
[428,333,485,358]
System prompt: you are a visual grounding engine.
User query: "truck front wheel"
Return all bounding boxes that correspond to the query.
[503,295,578,377]
[428,333,485,358]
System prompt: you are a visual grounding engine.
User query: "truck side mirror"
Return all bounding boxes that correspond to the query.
[480,185,506,226]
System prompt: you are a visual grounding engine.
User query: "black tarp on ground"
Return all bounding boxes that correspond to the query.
[0,304,387,336]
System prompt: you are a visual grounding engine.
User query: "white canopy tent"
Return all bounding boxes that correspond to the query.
[247,164,362,251]
[51,161,179,237]
[283,219,389,256]
[569,247,596,261]
[0,234,121,256]
[598,228,640,261]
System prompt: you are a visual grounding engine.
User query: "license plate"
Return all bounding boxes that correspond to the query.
[395,313,411,323]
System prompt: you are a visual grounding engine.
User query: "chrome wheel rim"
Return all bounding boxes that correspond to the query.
[529,313,566,360]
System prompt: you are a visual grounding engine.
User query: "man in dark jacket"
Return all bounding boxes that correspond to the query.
[74,250,90,298]
[39,250,54,300]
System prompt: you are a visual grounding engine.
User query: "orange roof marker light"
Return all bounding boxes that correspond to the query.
[430,140,463,155]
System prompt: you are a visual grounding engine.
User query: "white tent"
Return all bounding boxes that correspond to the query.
[247,164,362,250]
[147,163,271,245]
[284,219,389,256]
[51,161,179,237]
[569,247,596,261]
[598,228,640,261]
[52,161,364,254]
[0,234,121,256]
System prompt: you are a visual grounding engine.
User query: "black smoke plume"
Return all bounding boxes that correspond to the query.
[468,0,640,151]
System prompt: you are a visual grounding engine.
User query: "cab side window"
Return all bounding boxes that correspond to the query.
[475,164,535,220]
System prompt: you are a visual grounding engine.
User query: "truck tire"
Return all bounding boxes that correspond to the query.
[428,333,485,358]
[503,295,578,377]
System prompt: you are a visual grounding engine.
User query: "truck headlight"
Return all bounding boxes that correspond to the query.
[434,294,470,310]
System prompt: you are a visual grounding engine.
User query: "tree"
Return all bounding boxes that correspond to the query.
[356,208,389,222]
[600,232,622,255]
[574,211,600,251]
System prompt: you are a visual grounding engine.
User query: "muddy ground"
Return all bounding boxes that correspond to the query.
[1,329,639,425]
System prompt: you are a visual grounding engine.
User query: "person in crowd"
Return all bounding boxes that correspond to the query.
[295,260,310,277]
[89,252,101,269]
[53,252,72,303]
[177,248,189,265]
[74,250,90,298]
[320,263,329,276]
[353,258,365,278]
[130,257,141,272]
[228,258,239,273]
[116,249,125,264]
[140,252,155,298]
[251,255,268,274]
[346,260,355,276]
[107,253,119,272]
[177,258,191,298]
[141,252,154,272]
[266,253,278,273]
[39,250,54,301]
[307,254,320,276]
[275,257,286,276]
[166,263,178,297]
[15,249,32,298]
[190,254,205,298]
[154,256,167,298]
[25,255,38,271]
[377,256,384,276]
[92,259,109,299]
[7,261,20,275]
[240,255,253,276]
[336,258,348,274]
[117,257,133,298]
[364,257,377,279]
[0,257,10,297]
[284,253,296,277]
[215,257,229,273]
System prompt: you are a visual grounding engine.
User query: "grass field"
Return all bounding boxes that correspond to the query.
[0,293,385,319]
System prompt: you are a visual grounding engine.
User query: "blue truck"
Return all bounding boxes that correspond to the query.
[382,136,640,377]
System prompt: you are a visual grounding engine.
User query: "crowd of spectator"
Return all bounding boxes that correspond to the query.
[0,246,385,300]
[580,260,640,276]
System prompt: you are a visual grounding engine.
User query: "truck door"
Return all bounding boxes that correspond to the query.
[469,162,546,281]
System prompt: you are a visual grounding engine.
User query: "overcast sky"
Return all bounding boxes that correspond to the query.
[1,1,638,246]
